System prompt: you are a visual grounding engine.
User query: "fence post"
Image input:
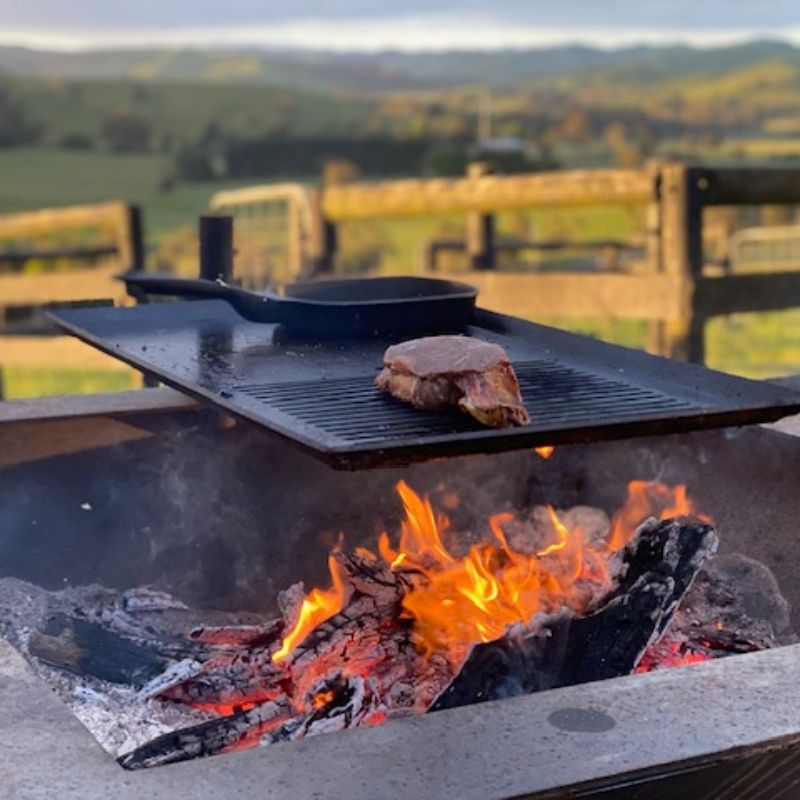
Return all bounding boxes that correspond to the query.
[466,162,496,270]
[117,204,145,272]
[306,188,336,276]
[649,162,705,363]
[286,194,304,278]
[199,215,234,282]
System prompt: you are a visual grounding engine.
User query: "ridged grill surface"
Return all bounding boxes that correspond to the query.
[235,360,695,446]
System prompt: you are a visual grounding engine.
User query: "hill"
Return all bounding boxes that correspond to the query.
[1,40,800,92]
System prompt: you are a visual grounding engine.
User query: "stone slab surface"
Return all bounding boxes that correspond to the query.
[3,636,800,800]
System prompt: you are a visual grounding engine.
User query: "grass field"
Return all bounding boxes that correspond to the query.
[0,147,243,238]
[1,366,136,399]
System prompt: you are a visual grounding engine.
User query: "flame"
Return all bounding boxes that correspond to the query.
[384,482,610,663]
[271,479,709,666]
[534,446,555,459]
[272,554,349,662]
[311,690,335,709]
[608,480,711,551]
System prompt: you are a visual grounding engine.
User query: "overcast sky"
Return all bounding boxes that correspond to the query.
[1,1,800,51]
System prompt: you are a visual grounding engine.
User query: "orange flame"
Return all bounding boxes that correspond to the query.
[272,554,349,662]
[608,480,711,551]
[534,446,555,459]
[380,482,612,664]
[271,479,709,666]
[311,690,335,709]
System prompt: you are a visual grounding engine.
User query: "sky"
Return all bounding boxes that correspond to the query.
[1,1,800,51]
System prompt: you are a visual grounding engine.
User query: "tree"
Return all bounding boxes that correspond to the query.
[560,107,590,143]
[322,159,360,185]
[173,143,214,181]
[603,122,643,167]
[102,109,151,154]
[0,87,41,147]
[422,142,468,177]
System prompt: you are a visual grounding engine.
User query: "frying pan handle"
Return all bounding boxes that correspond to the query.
[119,271,282,322]
[121,272,230,298]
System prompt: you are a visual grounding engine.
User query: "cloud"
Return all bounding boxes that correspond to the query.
[1,1,799,50]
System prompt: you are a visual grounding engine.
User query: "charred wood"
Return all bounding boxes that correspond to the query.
[430,519,718,711]
[188,620,283,648]
[118,695,292,770]
[28,612,168,687]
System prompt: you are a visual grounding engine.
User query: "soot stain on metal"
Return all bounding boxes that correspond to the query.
[547,707,617,733]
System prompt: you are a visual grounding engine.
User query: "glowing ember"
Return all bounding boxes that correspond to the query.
[271,479,710,667]
[534,445,555,459]
[311,690,335,709]
[635,640,713,673]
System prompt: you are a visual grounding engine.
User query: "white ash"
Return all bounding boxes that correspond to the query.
[0,577,257,758]
[123,588,189,613]
[37,658,214,758]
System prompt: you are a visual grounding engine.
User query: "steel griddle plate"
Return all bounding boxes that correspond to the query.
[50,300,800,469]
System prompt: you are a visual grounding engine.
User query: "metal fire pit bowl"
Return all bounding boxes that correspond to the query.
[1,390,800,799]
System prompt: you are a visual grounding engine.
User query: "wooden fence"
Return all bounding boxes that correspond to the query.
[0,202,144,393]
[212,161,800,362]
[2,165,800,395]
[0,201,143,318]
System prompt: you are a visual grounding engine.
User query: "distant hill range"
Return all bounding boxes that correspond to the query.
[1,40,799,92]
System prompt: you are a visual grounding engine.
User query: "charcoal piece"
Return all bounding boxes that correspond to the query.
[28,612,168,686]
[684,553,794,642]
[137,658,204,701]
[119,695,291,770]
[430,519,717,712]
[686,626,773,655]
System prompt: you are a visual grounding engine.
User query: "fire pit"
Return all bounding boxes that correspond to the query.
[2,389,800,798]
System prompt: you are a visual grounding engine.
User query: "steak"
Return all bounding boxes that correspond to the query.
[375,336,530,427]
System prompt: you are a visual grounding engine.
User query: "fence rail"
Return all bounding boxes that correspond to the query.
[320,167,655,219]
[2,164,799,394]
[0,201,144,397]
[211,162,800,363]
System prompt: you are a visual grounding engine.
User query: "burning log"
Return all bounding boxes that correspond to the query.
[101,485,731,768]
[158,645,286,708]
[188,620,284,647]
[118,694,293,769]
[121,673,385,770]
[430,518,718,711]
[118,552,428,769]
[281,551,411,670]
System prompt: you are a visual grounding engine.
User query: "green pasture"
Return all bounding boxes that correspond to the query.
[1,366,135,399]
[0,147,246,237]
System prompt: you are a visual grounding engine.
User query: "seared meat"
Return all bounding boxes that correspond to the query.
[375,335,530,428]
